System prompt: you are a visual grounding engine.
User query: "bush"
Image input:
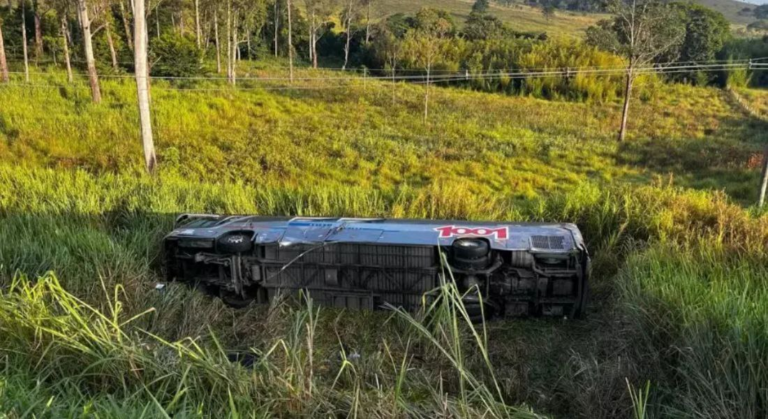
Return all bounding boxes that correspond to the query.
[150,33,203,77]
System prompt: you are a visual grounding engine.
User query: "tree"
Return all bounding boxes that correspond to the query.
[670,2,730,63]
[754,4,768,20]
[150,33,202,76]
[463,10,507,40]
[226,0,234,84]
[363,0,373,43]
[472,0,490,14]
[760,145,768,207]
[194,0,200,47]
[60,14,72,82]
[0,12,8,84]
[21,0,29,82]
[32,0,47,61]
[272,0,278,56]
[303,0,333,68]
[52,0,74,82]
[77,0,102,102]
[400,8,456,122]
[542,4,555,22]
[587,0,684,142]
[340,0,360,70]
[118,0,132,50]
[413,7,456,38]
[210,6,220,71]
[133,0,156,173]
[287,0,292,81]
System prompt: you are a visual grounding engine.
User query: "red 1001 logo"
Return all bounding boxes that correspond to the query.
[434,226,509,240]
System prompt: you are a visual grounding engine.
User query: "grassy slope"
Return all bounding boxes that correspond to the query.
[695,0,757,25]
[1,66,764,202]
[377,0,756,34]
[377,0,608,38]
[1,65,768,417]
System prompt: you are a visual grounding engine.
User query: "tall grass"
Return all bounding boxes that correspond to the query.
[2,66,768,417]
[619,245,768,418]
[0,271,547,417]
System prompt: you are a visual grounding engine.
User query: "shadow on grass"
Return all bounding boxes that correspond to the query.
[617,115,768,203]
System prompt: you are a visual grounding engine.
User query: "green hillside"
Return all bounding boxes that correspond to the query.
[1,63,768,417]
[377,0,609,37]
[376,0,757,35]
[694,0,757,25]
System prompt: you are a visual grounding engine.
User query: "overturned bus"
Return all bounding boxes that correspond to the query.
[164,216,590,320]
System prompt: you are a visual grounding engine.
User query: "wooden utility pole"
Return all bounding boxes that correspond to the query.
[618,62,633,142]
[0,15,8,84]
[77,0,102,103]
[134,0,156,173]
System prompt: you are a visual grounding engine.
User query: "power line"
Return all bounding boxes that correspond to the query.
[1,60,764,93]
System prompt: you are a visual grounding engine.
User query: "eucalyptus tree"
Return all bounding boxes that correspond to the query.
[0,12,7,83]
[76,0,102,101]
[303,0,334,68]
[50,0,73,81]
[133,0,156,173]
[340,0,361,70]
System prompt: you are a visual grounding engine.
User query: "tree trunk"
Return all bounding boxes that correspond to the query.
[287,0,293,82]
[226,0,236,85]
[119,1,133,51]
[61,17,73,83]
[424,64,430,123]
[342,14,351,70]
[195,0,201,48]
[308,10,313,63]
[391,56,396,106]
[106,19,119,72]
[33,2,42,62]
[232,13,237,84]
[759,144,768,207]
[0,17,8,84]
[214,9,221,73]
[365,1,370,44]
[273,0,279,57]
[227,0,231,82]
[77,0,102,103]
[21,0,29,82]
[134,0,156,174]
[312,34,318,68]
[618,67,634,142]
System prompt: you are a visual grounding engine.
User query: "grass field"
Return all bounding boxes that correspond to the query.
[374,0,756,37]
[377,0,608,38]
[1,63,768,417]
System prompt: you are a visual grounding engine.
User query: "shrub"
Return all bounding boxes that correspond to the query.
[150,33,204,77]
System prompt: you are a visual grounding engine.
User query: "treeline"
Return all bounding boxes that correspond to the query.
[494,0,605,13]
[0,0,765,99]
